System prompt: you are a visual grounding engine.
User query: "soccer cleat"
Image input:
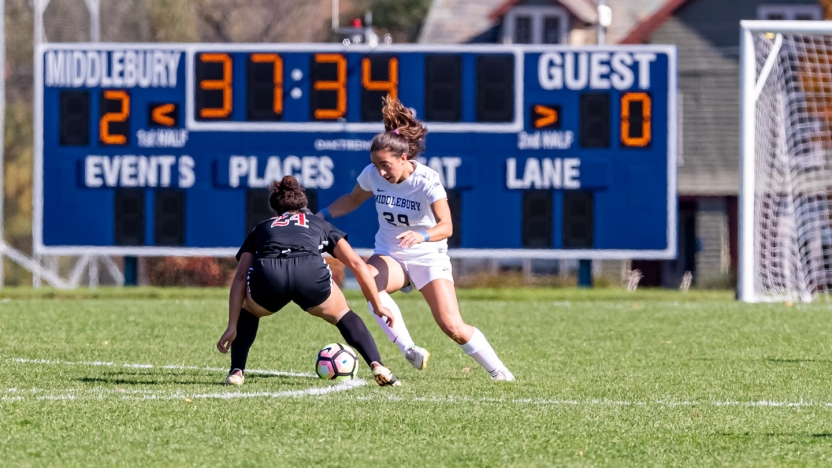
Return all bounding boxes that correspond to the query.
[371,362,402,386]
[404,345,430,370]
[225,368,245,386]
[490,368,515,382]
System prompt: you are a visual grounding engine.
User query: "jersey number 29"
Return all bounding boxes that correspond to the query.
[383,212,409,226]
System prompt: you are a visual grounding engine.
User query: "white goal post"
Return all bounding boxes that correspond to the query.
[740,21,832,302]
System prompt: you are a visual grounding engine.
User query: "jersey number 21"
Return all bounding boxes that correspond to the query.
[271,213,309,228]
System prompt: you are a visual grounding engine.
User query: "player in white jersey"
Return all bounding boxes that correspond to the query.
[318,97,514,381]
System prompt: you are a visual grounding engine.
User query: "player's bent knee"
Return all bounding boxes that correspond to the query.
[307,286,349,324]
[438,320,469,343]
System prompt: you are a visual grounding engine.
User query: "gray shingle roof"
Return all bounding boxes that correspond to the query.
[419,0,508,44]
[419,0,666,45]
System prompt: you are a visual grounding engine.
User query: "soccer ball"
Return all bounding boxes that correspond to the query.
[316,343,359,380]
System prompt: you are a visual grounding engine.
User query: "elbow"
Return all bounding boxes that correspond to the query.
[345,256,366,273]
[439,221,452,239]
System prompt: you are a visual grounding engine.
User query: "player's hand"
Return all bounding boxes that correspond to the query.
[216,327,237,354]
[396,231,425,249]
[373,305,395,328]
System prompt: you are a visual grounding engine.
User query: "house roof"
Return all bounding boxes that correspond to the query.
[419,0,507,44]
[419,0,598,44]
[619,0,691,44]
[489,0,598,24]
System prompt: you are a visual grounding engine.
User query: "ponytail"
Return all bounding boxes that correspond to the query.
[370,95,428,160]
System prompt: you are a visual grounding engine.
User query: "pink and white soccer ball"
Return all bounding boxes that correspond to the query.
[316,343,359,380]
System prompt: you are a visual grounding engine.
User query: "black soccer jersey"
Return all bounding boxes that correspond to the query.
[236,210,347,261]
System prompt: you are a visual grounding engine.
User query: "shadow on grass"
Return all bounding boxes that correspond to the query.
[78,376,217,386]
[76,371,317,387]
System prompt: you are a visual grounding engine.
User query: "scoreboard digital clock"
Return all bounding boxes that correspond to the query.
[35,43,677,259]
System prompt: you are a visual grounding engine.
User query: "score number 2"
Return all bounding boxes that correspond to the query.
[100,90,129,145]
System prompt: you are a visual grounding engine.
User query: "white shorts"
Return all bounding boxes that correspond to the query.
[375,251,454,292]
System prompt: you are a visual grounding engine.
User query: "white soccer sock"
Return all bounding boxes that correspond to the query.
[368,292,415,354]
[459,328,507,374]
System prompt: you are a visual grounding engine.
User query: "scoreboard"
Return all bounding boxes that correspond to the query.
[35,43,677,258]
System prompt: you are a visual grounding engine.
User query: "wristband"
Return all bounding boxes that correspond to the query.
[320,208,333,221]
[418,230,430,242]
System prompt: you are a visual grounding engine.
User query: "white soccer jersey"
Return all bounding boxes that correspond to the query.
[357,161,448,262]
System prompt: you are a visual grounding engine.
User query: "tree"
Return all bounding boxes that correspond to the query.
[354,0,432,43]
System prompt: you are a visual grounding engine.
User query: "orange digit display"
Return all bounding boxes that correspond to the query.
[100,90,129,145]
[199,53,232,118]
[250,53,283,115]
[313,53,346,120]
[362,57,398,100]
[621,92,651,147]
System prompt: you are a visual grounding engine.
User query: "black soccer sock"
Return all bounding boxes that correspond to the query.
[230,308,260,372]
[335,310,383,367]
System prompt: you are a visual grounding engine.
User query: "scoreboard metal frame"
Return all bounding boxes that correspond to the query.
[34,43,677,259]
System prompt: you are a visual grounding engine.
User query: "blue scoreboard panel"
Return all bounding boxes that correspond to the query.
[35,44,677,258]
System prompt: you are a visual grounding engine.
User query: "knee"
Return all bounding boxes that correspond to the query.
[437,319,469,344]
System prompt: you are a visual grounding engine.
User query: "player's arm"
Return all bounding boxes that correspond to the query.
[317,184,373,220]
[217,252,254,353]
[331,238,394,327]
[397,198,453,248]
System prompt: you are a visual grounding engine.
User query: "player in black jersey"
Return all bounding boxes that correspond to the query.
[216,175,401,387]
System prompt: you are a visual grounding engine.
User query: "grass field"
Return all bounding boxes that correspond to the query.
[3,287,832,466]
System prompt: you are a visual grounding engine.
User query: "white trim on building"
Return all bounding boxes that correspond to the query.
[502,6,570,44]
[757,4,822,21]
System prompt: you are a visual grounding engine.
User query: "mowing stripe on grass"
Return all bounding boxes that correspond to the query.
[345,394,832,409]
[10,357,316,378]
[4,384,832,408]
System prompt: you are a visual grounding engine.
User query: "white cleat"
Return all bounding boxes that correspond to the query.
[404,345,430,370]
[225,368,244,386]
[490,369,515,382]
[371,362,402,387]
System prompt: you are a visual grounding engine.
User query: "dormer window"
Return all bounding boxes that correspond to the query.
[503,6,568,44]
[758,5,822,20]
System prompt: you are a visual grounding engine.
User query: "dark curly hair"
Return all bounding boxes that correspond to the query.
[269,175,307,213]
[369,95,428,160]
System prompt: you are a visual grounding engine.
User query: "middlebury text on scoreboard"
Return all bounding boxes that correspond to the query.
[36,44,677,258]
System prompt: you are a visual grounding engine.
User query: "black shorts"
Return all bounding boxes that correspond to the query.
[247,254,333,312]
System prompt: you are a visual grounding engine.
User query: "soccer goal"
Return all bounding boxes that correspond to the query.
[740,21,832,302]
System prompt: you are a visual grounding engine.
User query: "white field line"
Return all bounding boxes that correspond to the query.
[10,357,316,378]
[3,384,832,408]
[3,357,362,402]
[124,379,368,401]
[0,380,367,402]
[7,358,832,407]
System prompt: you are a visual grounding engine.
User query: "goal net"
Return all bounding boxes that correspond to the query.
[740,22,832,302]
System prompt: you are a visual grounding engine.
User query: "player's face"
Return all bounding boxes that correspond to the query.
[371,150,409,183]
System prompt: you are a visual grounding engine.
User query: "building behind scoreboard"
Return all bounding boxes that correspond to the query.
[422,0,823,288]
